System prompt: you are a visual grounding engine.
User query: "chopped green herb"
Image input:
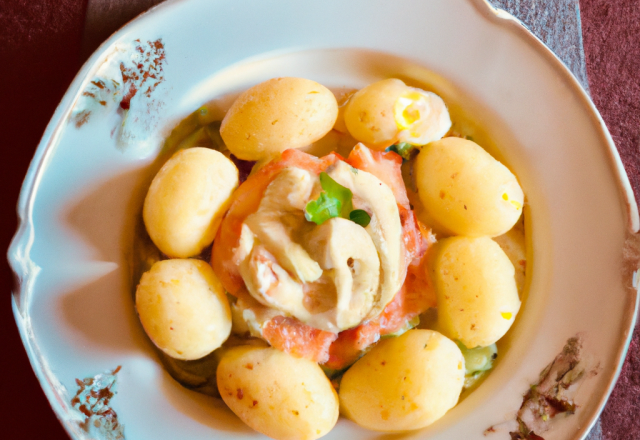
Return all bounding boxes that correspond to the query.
[305,192,342,225]
[349,209,371,227]
[304,172,377,228]
[320,172,354,216]
[385,142,415,160]
[305,172,353,225]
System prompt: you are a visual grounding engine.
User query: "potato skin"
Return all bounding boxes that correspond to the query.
[343,78,408,148]
[339,330,465,432]
[143,147,238,258]
[415,137,524,237]
[217,346,339,440]
[432,236,521,348]
[220,77,338,161]
[136,259,232,360]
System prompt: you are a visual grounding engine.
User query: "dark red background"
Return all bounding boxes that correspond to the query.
[1,0,638,437]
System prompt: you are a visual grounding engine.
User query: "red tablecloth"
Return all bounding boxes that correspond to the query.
[582,2,640,438]
[1,0,638,438]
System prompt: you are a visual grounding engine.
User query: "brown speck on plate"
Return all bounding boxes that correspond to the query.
[487,335,592,440]
[71,367,124,439]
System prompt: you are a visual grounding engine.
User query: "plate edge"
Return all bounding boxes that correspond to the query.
[470,1,640,439]
[7,1,639,439]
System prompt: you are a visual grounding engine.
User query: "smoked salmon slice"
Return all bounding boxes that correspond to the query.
[211,145,435,367]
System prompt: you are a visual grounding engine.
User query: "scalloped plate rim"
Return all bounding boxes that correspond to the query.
[7,1,639,439]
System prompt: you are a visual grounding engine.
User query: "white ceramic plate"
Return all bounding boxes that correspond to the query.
[9,0,639,439]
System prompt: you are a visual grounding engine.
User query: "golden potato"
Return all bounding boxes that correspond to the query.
[143,147,238,258]
[220,77,338,161]
[415,137,524,237]
[217,346,339,440]
[344,79,451,149]
[431,236,521,348]
[136,259,231,360]
[339,329,465,432]
[344,78,407,148]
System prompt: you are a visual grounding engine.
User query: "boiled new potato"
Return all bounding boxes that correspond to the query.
[344,78,451,149]
[217,346,339,440]
[415,137,524,237]
[136,259,232,360]
[339,329,465,432]
[220,77,338,161]
[143,147,238,258]
[344,79,407,147]
[431,236,521,348]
